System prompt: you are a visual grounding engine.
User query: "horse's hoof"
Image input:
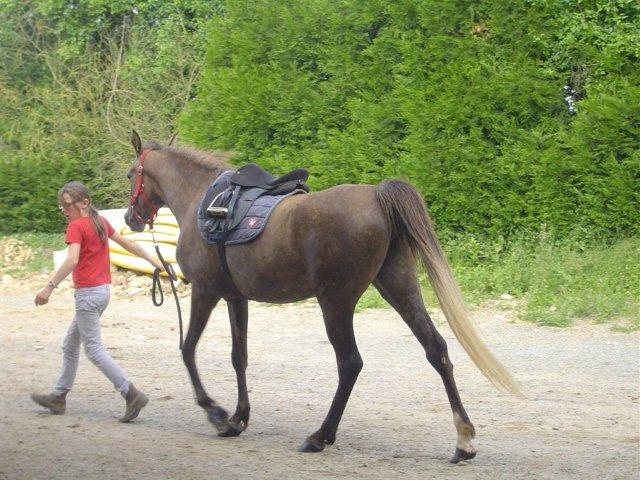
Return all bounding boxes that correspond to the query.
[450,447,477,463]
[218,418,246,437]
[206,406,229,432]
[218,425,243,437]
[298,438,325,453]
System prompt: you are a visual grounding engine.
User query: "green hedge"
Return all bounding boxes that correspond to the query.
[0,0,222,232]
[1,0,638,239]
[180,0,640,240]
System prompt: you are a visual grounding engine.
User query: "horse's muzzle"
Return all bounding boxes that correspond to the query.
[124,206,146,232]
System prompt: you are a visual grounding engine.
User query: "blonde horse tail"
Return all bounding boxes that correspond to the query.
[376,179,522,396]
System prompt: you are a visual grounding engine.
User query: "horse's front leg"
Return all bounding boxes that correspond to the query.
[181,283,229,431]
[218,298,250,437]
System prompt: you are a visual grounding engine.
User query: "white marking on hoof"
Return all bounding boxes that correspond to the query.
[453,413,476,453]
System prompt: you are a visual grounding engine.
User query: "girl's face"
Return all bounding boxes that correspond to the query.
[59,193,89,222]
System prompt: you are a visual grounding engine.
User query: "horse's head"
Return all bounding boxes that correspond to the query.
[124,130,165,232]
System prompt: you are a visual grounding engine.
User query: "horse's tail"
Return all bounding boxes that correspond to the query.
[375,179,522,396]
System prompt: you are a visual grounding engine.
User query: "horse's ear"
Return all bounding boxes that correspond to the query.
[167,132,178,146]
[131,130,142,156]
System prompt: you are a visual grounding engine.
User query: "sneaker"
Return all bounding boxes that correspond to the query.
[119,384,149,423]
[31,393,66,415]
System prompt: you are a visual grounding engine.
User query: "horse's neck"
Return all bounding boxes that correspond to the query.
[153,156,220,226]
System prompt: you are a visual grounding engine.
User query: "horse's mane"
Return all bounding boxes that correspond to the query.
[145,141,236,173]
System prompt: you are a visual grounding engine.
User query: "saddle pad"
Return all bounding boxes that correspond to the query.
[197,171,306,246]
[225,192,300,245]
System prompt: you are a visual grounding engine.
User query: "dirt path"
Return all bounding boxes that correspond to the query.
[1,285,638,480]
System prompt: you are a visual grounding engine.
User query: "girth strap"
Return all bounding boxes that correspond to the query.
[216,232,244,299]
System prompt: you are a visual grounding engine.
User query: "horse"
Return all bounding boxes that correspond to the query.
[124,131,520,463]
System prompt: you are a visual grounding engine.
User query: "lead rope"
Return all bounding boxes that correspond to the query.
[150,229,184,350]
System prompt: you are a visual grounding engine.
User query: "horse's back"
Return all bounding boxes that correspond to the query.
[291,183,386,228]
[266,183,388,251]
[227,184,391,302]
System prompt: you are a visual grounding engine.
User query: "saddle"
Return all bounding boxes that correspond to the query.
[197,163,309,246]
[230,163,309,190]
[196,163,309,297]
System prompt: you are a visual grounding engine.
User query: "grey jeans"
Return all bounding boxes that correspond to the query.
[52,284,131,398]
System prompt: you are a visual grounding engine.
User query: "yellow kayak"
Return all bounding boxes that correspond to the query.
[109,240,178,264]
[119,224,180,237]
[108,209,182,277]
[110,251,184,279]
[117,231,178,245]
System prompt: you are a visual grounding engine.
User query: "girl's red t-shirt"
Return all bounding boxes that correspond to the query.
[65,216,115,288]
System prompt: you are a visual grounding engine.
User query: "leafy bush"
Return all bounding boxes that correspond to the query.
[0,0,222,233]
[180,0,639,241]
[446,233,639,328]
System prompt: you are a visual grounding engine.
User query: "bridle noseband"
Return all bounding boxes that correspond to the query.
[129,148,163,227]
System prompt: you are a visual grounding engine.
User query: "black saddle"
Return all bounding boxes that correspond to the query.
[203,164,309,223]
[200,163,309,226]
[230,163,309,191]
[197,163,310,298]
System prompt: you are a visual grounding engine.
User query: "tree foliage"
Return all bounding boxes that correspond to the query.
[180,0,639,240]
[0,0,638,240]
[0,0,222,231]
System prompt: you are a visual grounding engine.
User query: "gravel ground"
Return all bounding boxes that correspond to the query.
[1,281,638,480]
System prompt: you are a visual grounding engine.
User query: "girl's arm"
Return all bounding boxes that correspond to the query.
[34,243,80,306]
[109,231,165,270]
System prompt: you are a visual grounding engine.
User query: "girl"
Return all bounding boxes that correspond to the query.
[31,181,164,422]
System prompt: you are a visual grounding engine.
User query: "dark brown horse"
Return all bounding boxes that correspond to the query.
[124,131,520,463]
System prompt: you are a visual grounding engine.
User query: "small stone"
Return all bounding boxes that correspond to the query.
[500,293,513,300]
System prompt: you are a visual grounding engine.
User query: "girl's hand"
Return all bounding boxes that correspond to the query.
[152,258,165,272]
[34,286,53,306]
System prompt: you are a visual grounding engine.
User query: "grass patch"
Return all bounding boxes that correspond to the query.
[446,234,640,329]
[355,285,388,312]
[516,238,639,327]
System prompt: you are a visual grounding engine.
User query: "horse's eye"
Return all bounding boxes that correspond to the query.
[127,171,133,180]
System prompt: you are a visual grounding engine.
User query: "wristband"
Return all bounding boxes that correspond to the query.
[47,281,57,289]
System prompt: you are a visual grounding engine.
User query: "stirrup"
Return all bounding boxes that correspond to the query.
[206,191,229,218]
[206,206,228,218]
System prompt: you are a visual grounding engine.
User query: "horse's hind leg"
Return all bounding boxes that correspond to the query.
[218,298,250,437]
[373,244,476,463]
[299,296,363,453]
[181,283,229,431]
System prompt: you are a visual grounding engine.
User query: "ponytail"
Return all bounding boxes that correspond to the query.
[89,205,107,243]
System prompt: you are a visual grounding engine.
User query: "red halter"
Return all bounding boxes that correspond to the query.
[129,148,163,227]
